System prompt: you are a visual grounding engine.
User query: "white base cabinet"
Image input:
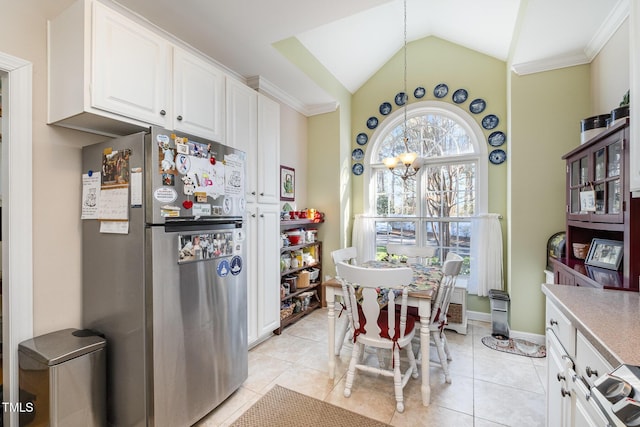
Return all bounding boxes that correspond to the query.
[545,299,612,427]
[246,204,281,346]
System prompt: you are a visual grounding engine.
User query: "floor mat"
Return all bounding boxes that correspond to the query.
[481,336,546,358]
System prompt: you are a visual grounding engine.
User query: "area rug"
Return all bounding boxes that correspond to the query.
[230,385,391,427]
[481,336,546,358]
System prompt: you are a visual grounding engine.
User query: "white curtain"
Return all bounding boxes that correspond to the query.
[352,214,376,264]
[469,213,503,296]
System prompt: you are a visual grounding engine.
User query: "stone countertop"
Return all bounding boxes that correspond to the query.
[542,283,640,367]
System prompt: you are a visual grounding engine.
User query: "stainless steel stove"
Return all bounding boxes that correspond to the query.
[592,365,640,427]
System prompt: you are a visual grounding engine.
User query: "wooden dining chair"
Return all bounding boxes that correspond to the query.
[335,261,418,413]
[330,247,359,355]
[426,252,463,383]
[386,243,437,265]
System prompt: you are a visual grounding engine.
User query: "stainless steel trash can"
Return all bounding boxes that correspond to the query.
[488,289,510,339]
[18,328,106,426]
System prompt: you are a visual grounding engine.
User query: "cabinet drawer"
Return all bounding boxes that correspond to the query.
[576,331,612,388]
[546,301,575,356]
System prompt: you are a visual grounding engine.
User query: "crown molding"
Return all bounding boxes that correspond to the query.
[512,0,629,76]
[584,0,630,59]
[511,53,591,76]
[247,75,338,117]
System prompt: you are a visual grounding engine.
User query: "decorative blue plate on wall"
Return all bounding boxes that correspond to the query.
[356,133,368,145]
[379,102,392,115]
[352,163,364,175]
[352,148,364,161]
[366,117,379,129]
[434,83,449,98]
[394,92,408,106]
[452,89,468,104]
[482,114,499,130]
[414,87,426,98]
[469,98,486,114]
[489,149,506,165]
[488,131,506,147]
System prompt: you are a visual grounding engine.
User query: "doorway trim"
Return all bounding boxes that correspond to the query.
[1,52,33,427]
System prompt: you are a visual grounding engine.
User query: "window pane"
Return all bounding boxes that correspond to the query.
[373,168,417,215]
[423,163,476,218]
[375,113,475,163]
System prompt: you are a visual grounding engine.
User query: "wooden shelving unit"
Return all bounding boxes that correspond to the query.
[274,219,324,334]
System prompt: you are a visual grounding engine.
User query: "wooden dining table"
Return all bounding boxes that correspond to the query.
[323,260,443,406]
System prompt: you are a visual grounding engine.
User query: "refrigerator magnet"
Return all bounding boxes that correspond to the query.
[230,256,242,275]
[192,203,211,216]
[217,260,230,277]
[176,154,190,174]
[154,187,177,203]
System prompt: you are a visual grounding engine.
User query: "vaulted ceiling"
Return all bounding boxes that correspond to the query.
[114,0,628,115]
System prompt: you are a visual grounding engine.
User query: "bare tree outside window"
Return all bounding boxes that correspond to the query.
[371,110,478,274]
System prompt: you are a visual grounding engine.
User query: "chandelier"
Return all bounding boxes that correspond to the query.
[382,0,421,181]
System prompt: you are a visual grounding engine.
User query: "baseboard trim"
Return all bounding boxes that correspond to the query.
[466,311,545,345]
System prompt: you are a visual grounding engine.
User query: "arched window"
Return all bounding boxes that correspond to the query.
[363,101,488,276]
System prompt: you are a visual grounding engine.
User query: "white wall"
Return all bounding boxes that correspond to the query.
[0,1,104,335]
[591,18,630,114]
[277,101,309,210]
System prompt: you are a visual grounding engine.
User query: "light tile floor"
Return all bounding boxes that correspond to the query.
[197,308,547,426]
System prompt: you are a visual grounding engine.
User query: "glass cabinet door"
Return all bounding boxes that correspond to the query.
[569,156,589,215]
[592,139,623,222]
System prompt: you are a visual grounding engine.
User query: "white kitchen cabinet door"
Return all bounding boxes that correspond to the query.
[246,203,280,346]
[257,95,280,204]
[92,2,170,127]
[547,332,572,427]
[226,78,258,202]
[173,48,225,141]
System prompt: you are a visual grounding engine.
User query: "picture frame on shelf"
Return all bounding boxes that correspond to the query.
[585,238,623,270]
[585,265,622,287]
[280,165,295,201]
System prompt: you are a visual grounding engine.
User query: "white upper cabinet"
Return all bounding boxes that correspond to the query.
[226,78,258,201]
[92,2,170,128]
[48,0,227,140]
[257,95,281,204]
[173,48,225,142]
[225,78,280,204]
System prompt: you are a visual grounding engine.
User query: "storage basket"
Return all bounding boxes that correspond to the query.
[297,270,311,288]
[280,305,294,320]
[572,243,590,260]
[447,303,463,324]
[308,268,320,282]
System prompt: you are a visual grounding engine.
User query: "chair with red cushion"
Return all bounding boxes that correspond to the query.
[336,261,417,413]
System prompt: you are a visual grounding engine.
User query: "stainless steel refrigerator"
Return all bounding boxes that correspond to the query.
[82,126,248,427]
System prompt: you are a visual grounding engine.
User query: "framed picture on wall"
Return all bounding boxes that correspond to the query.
[280,166,295,201]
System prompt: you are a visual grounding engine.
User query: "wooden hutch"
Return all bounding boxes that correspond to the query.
[550,119,640,290]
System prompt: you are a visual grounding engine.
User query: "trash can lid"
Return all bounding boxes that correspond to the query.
[488,289,510,301]
[18,328,106,366]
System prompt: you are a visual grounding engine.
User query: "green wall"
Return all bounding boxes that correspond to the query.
[352,36,507,314]
[278,35,591,335]
[509,65,590,334]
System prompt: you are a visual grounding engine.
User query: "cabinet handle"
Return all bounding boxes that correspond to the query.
[260,214,264,218]
[549,319,558,326]
[251,214,256,218]
[251,191,256,195]
[160,110,166,116]
[585,366,598,377]
[560,388,571,397]
[260,192,264,196]
[177,115,183,121]
[556,373,565,382]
